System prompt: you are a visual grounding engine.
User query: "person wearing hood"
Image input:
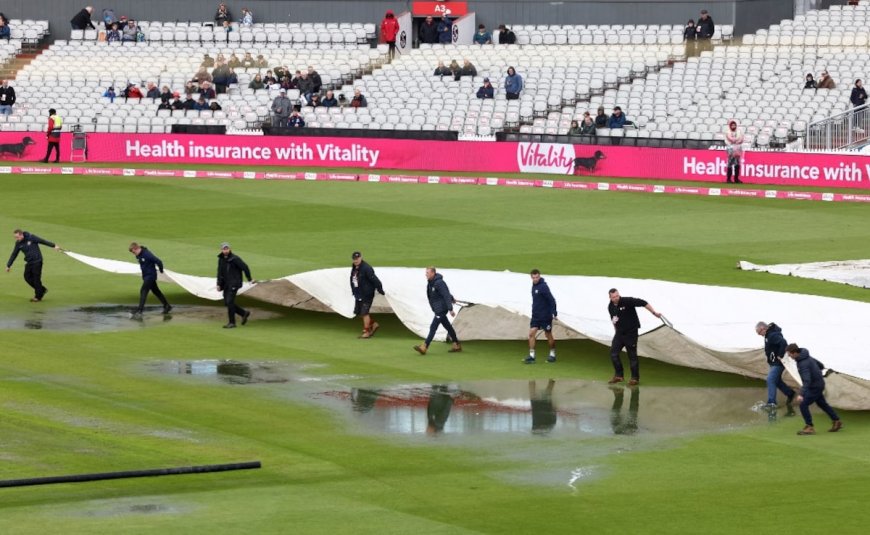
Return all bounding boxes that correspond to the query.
[414,267,462,355]
[350,251,385,339]
[476,78,494,99]
[787,344,842,435]
[437,16,453,44]
[504,66,523,100]
[724,119,744,183]
[524,269,558,364]
[216,242,252,328]
[129,242,171,317]
[755,322,797,409]
[380,10,400,59]
[804,73,817,89]
[594,106,608,128]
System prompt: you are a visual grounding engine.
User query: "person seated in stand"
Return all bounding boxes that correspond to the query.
[804,73,817,89]
[227,53,241,69]
[434,61,452,77]
[124,83,143,99]
[215,3,232,25]
[476,78,494,99]
[159,85,172,102]
[192,95,207,110]
[248,73,265,91]
[209,100,222,111]
[498,24,516,45]
[607,106,629,128]
[594,106,608,128]
[170,92,184,110]
[449,60,461,77]
[193,67,212,83]
[242,52,255,69]
[200,81,217,100]
[183,81,198,95]
[308,66,323,94]
[818,70,836,89]
[121,19,138,42]
[263,70,277,85]
[157,99,172,111]
[0,14,11,40]
[106,22,121,42]
[350,88,367,108]
[201,54,215,68]
[279,75,294,91]
[338,93,349,108]
[460,59,477,79]
[222,20,233,36]
[183,93,197,110]
[103,86,116,102]
[473,24,492,45]
[255,54,268,68]
[579,114,597,135]
[288,109,305,127]
[568,120,582,135]
[296,71,315,102]
[308,94,322,107]
[321,90,338,108]
[240,7,253,26]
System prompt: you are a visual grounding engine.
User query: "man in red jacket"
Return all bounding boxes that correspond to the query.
[41,108,62,163]
[380,10,400,60]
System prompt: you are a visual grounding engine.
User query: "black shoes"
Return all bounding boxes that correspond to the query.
[223,323,236,329]
[163,305,173,314]
[241,311,251,325]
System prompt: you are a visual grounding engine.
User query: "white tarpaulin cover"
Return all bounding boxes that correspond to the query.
[739,259,870,289]
[65,252,870,409]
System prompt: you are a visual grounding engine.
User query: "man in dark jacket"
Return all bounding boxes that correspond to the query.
[414,267,462,354]
[0,80,16,115]
[525,269,557,364]
[696,9,714,40]
[755,321,797,408]
[498,24,516,45]
[216,242,252,328]
[607,288,662,385]
[70,6,96,30]
[350,251,385,339]
[129,242,171,317]
[419,16,439,45]
[787,344,842,435]
[6,229,60,302]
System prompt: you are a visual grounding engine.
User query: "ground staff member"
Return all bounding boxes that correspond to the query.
[607,288,661,386]
[524,269,557,364]
[6,228,60,302]
[129,242,172,317]
[41,108,62,163]
[350,251,384,338]
[414,267,462,355]
[787,343,842,435]
[755,321,796,409]
[216,242,252,328]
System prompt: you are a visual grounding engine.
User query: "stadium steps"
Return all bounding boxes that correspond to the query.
[0,44,49,80]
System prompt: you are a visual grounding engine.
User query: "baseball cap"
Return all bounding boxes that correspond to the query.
[351,251,362,259]
[221,242,231,249]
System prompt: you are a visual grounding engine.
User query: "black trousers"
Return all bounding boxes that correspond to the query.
[610,330,639,379]
[43,141,60,162]
[138,278,169,311]
[24,261,47,299]
[424,313,458,347]
[223,287,248,324]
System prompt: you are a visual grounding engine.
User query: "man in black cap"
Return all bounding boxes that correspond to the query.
[216,242,252,328]
[129,242,172,317]
[350,251,384,338]
[607,288,662,386]
[6,228,60,302]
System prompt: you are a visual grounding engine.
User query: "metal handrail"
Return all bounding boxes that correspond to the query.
[806,102,870,151]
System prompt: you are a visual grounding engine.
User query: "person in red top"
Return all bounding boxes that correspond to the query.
[380,10,400,60]
[41,108,62,163]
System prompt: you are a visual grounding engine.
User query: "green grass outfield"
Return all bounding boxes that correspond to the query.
[1,172,869,534]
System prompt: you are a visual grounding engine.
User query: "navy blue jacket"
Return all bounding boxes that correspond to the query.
[136,247,164,280]
[531,277,557,320]
[217,252,251,291]
[7,232,55,267]
[763,323,787,366]
[350,260,384,301]
[608,296,647,333]
[426,273,454,314]
[794,348,826,395]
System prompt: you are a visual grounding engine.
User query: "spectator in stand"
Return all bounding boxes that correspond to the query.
[804,73,817,89]
[580,114,597,135]
[159,85,172,102]
[434,61,452,77]
[221,20,233,40]
[194,67,212,83]
[594,106,608,128]
[226,67,238,87]
[183,81,197,95]
[106,22,121,42]
[0,80,16,115]
[308,94,322,108]
[380,10,400,59]
[240,7,253,26]
[351,88,368,108]
[182,93,196,110]
[850,79,867,107]
[473,24,492,45]
[209,100,222,111]
[70,6,96,30]
[504,66,523,100]
[124,83,143,99]
[322,90,338,108]
[201,54,215,68]
[103,86,116,102]
[696,9,714,40]
[263,70,277,85]
[279,75,294,91]
[271,89,292,127]
[248,74,265,91]
[145,83,160,99]
[449,59,461,77]
[215,3,232,25]
[568,120,581,135]
[817,70,836,89]
[0,17,9,40]
[296,71,314,102]
[121,19,138,42]
[724,119,744,184]
[288,109,305,128]
[498,24,516,45]
[460,59,477,78]
[308,66,323,94]
[683,19,697,55]
[419,16,439,45]
[437,16,453,44]
[200,81,216,100]
[608,106,629,128]
[228,53,241,69]
[171,92,184,110]
[338,93,349,108]
[157,99,172,111]
[274,65,287,79]
[255,54,268,68]
[242,52,255,69]
[212,62,230,93]
[476,78,494,99]
[195,96,209,111]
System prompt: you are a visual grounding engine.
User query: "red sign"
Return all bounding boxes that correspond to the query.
[412,2,469,17]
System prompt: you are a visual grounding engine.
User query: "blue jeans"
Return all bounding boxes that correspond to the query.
[767,364,795,404]
[0,105,11,115]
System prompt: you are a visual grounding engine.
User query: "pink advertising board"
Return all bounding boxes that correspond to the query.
[0,132,868,190]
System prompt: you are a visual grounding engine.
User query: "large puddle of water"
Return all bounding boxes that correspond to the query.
[0,305,280,332]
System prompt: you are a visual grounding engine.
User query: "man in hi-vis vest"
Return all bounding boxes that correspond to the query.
[41,108,62,163]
